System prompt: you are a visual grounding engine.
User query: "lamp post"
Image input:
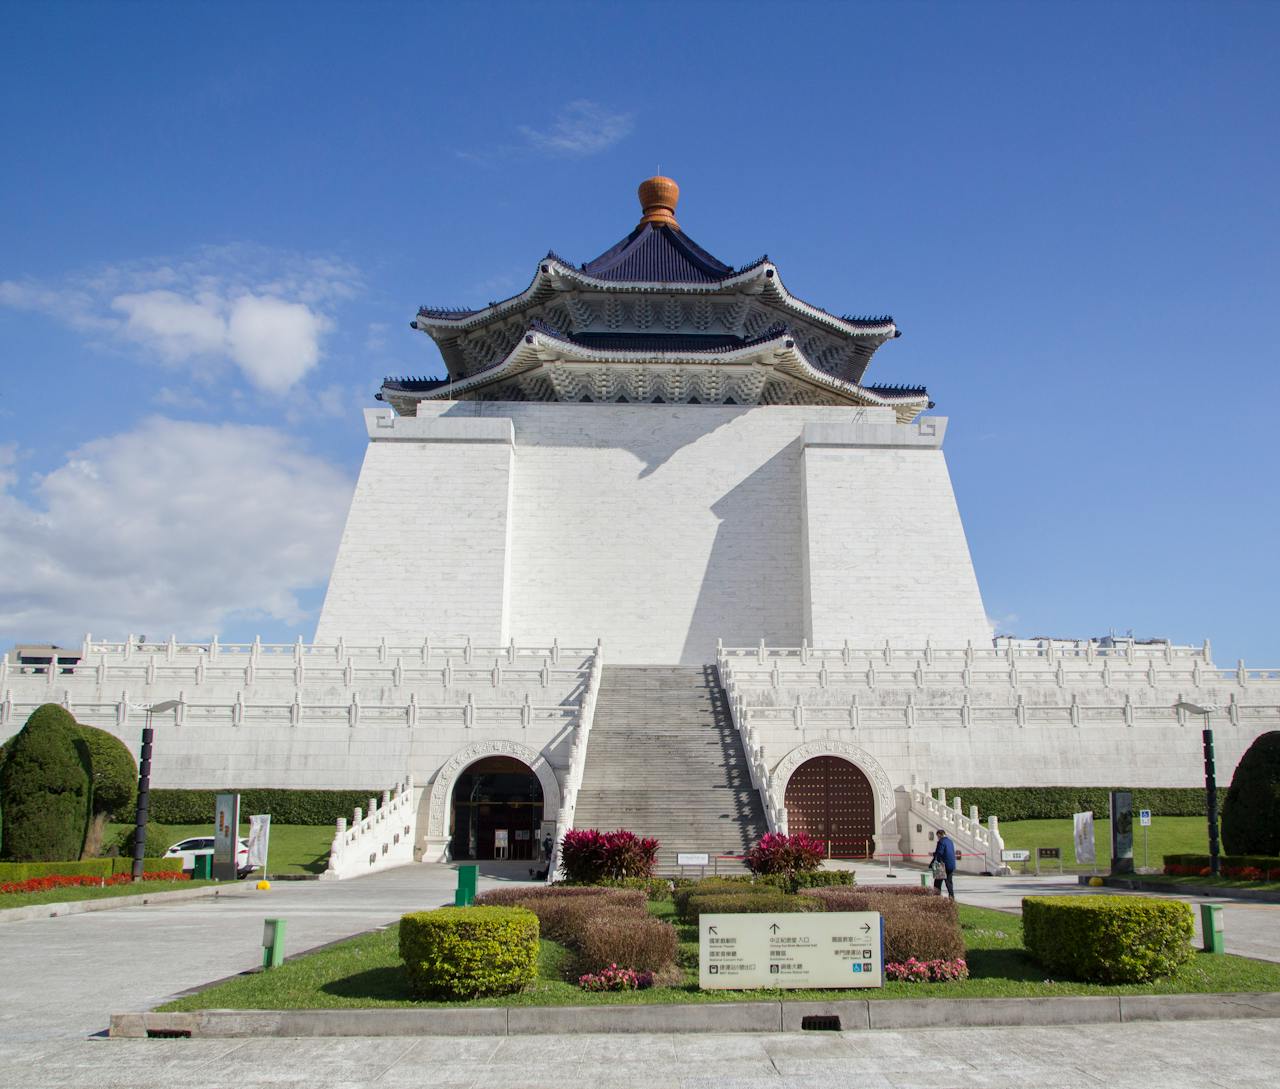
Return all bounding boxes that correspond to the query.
[131,699,181,881]
[1175,700,1221,877]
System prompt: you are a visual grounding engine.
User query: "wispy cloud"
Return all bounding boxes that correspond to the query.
[458,99,634,163]
[0,246,360,394]
[518,100,634,157]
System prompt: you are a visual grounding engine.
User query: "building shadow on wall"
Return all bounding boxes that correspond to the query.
[679,443,805,665]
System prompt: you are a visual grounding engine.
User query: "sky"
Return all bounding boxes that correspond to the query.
[1,1,1277,665]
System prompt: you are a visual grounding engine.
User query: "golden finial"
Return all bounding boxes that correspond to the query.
[637,175,679,229]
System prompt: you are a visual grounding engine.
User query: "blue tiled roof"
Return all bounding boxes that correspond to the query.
[527,318,790,353]
[579,224,735,283]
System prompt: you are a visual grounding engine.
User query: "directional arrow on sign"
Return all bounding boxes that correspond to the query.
[708,926,717,935]
[861,923,871,934]
[769,923,781,933]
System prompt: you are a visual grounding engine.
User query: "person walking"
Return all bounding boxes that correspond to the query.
[931,829,957,898]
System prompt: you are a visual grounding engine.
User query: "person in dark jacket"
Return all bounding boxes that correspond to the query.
[932,829,957,898]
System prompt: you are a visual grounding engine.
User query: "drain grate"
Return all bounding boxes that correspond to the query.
[800,1015,841,1031]
[146,1029,192,1039]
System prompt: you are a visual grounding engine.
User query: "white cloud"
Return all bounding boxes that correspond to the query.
[519,100,634,157]
[1,246,359,393]
[0,418,352,644]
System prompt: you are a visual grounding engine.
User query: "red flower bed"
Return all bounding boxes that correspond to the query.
[886,957,969,983]
[745,832,825,877]
[0,872,191,895]
[559,829,660,882]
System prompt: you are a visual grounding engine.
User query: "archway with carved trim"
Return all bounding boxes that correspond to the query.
[422,740,562,848]
[771,740,900,858]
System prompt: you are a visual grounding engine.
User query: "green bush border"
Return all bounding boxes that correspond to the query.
[1022,895,1194,982]
[946,786,1206,821]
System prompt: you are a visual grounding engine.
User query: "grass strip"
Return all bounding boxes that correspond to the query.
[0,879,220,909]
[158,901,1280,1011]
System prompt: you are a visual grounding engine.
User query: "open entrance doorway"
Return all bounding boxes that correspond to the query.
[449,756,544,861]
[783,755,875,859]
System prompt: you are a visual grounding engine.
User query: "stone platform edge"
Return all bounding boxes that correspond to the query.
[1082,875,1280,904]
[110,991,1280,1038]
[0,883,253,925]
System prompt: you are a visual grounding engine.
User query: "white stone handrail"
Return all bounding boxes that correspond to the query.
[323,778,416,880]
[548,642,604,882]
[717,653,783,833]
[719,637,1220,666]
[908,786,1005,874]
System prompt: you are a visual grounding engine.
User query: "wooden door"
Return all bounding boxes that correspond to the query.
[783,756,875,859]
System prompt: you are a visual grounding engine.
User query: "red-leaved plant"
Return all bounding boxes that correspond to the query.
[885,957,969,983]
[0,872,191,895]
[745,832,825,877]
[577,964,655,992]
[559,829,660,882]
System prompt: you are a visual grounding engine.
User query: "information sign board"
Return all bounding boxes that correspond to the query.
[1037,846,1061,859]
[213,793,240,881]
[1001,849,1031,862]
[699,912,882,990]
[677,852,710,867]
[1139,810,1152,827]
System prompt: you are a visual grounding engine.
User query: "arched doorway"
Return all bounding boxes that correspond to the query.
[783,756,875,859]
[449,756,544,861]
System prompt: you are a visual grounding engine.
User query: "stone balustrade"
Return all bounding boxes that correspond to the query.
[323,778,416,880]
[548,647,604,881]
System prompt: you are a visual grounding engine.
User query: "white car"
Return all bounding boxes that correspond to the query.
[163,836,253,878]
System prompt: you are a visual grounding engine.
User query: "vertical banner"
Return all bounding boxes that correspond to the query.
[1073,811,1095,865]
[214,793,240,881]
[1109,790,1134,874]
[247,814,271,875]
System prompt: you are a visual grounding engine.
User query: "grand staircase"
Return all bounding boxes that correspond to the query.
[572,665,768,875]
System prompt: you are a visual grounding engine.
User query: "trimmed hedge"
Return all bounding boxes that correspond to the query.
[681,891,822,926]
[0,857,180,881]
[571,911,678,976]
[557,876,672,901]
[671,873,854,920]
[944,786,1207,821]
[399,906,539,999]
[1221,731,1280,856]
[0,705,91,861]
[1022,895,1194,982]
[1163,853,1280,880]
[148,788,376,825]
[801,886,964,963]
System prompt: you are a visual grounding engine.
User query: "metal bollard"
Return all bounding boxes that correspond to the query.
[1200,903,1225,954]
[455,864,478,906]
[262,918,286,969]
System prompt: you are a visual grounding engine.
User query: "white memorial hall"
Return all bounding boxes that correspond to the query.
[4,177,1278,875]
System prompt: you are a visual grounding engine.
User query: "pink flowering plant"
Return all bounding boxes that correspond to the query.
[577,964,656,992]
[885,957,969,983]
[745,832,825,877]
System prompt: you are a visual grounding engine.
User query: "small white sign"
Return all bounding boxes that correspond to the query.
[1139,810,1152,827]
[699,912,883,990]
[494,829,508,848]
[677,852,710,867]
[1001,849,1031,862]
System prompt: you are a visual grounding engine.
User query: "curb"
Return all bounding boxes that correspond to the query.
[0,884,253,925]
[110,991,1280,1038]
[1083,876,1280,904]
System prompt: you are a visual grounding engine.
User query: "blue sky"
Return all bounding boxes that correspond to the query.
[1,1,1277,665]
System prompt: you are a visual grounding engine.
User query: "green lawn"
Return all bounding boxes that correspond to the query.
[997,816,1213,872]
[158,900,1280,1012]
[107,822,334,876]
[0,879,219,909]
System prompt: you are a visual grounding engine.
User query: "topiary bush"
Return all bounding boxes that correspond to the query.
[570,911,679,977]
[1221,731,1280,856]
[558,828,659,882]
[399,906,539,998]
[1022,895,1194,983]
[681,890,822,926]
[745,832,824,877]
[0,705,90,861]
[75,725,137,859]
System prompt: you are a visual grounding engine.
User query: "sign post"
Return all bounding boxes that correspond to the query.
[699,912,883,990]
[213,793,240,881]
[1138,809,1152,870]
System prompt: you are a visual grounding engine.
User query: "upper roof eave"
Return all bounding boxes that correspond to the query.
[414,258,897,341]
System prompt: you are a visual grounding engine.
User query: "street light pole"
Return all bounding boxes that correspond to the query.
[130,699,181,881]
[1175,701,1221,878]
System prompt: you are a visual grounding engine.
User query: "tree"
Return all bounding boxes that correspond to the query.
[1221,730,1280,857]
[76,725,138,858]
[0,704,90,861]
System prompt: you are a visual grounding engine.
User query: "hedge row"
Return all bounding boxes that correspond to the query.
[1164,853,1280,879]
[148,788,376,825]
[1023,895,1194,982]
[944,787,1207,821]
[801,886,964,963]
[400,906,539,999]
[0,857,182,881]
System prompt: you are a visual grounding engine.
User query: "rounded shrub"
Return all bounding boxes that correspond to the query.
[398,906,538,999]
[1222,731,1280,857]
[76,725,138,858]
[0,704,90,861]
[1022,895,1193,983]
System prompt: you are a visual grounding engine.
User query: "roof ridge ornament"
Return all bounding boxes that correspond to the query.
[637,175,680,229]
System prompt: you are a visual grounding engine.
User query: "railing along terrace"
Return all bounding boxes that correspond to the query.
[550,645,605,882]
[719,637,1217,666]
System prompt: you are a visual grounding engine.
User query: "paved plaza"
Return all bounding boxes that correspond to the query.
[0,865,1277,1087]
